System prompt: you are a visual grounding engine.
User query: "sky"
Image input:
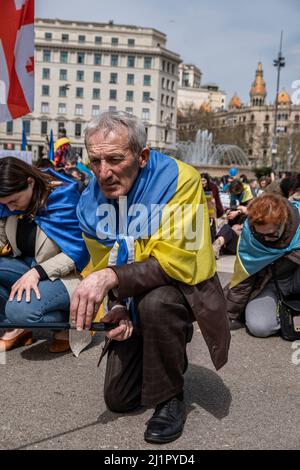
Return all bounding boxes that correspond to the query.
[35,0,300,106]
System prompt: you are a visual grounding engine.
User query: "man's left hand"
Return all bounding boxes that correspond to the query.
[70,268,119,331]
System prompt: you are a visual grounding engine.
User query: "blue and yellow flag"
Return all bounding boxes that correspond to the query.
[77,150,215,289]
[230,201,300,288]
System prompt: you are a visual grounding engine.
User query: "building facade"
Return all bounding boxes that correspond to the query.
[214,63,300,168]
[177,63,226,112]
[0,18,181,160]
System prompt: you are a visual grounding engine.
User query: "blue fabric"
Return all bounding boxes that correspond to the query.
[0,170,89,272]
[76,161,93,178]
[0,256,69,324]
[48,129,54,161]
[77,150,179,246]
[238,201,300,277]
[116,237,129,266]
[21,124,27,151]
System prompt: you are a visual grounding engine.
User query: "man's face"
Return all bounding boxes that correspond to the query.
[86,128,149,199]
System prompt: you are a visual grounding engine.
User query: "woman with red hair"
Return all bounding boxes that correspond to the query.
[226,193,300,337]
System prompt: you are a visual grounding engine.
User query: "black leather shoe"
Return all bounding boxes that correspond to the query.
[144,396,186,444]
[229,319,244,331]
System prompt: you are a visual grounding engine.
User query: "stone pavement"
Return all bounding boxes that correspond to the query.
[1,256,299,450]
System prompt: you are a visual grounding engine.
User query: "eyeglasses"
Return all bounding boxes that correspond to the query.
[251,224,285,242]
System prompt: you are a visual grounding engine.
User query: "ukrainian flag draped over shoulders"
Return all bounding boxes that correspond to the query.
[230,201,300,288]
[77,150,215,286]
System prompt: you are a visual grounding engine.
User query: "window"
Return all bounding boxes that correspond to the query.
[42,68,50,80]
[161,94,164,105]
[126,90,134,101]
[143,75,151,86]
[109,106,117,112]
[127,56,135,68]
[92,88,100,100]
[171,64,175,74]
[76,70,84,81]
[41,102,49,113]
[265,114,270,121]
[166,96,169,106]
[92,105,100,117]
[125,107,133,114]
[111,54,118,66]
[109,89,117,100]
[166,79,170,90]
[62,33,69,42]
[144,56,152,69]
[110,73,118,84]
[143,92,150,103]
[167,63,170,73]
[22,120,31,134]
[75,104,83,116]
[42,85,49,96]
[41,121,48,135]
[171,81,175,91]
[45,32,52,41]
[59,86,67,98]
[76,87,84,98]
[43,50,51,62]
[295,115,300,122]
[128,38,135,47]
[171,97,174,107]
[162,78,165,89]
[78,35,86,43]
[95,36,102,45]
[6,121,13,134]
[59,69,68,81]
[111,37,119,46]
[93,71,101,83]
[127,74,134,85]
[77,52,85,64]
[94,54,102,65]
[162,60,166,71]
[58,122,65,133]
[160,110,164,121]
[75,122,81,137]
[58,103,66,114]
[60,51,68,64]
[142,108,150,120]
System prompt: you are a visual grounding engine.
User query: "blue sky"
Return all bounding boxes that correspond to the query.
[36,0,300,105]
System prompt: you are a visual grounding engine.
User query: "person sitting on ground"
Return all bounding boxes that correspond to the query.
[71,111,230,444]
[0,157,89,354]
[257,175,271,196]
[226,193,300,335]
[212,179,253,259]
[201,173,224,242]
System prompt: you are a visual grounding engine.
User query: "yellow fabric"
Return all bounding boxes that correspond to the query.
[83,159,216,319]
[229,238,249,288]
[0,243,12,257]
[242,183,253,204]
[54,138,70,153]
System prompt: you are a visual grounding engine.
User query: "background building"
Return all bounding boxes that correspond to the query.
[214,63,300,169]
[0,18,181,160]
[177,63,226,112]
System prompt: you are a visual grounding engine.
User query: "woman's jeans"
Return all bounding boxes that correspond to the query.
[245,266,300,338]
[0,256,70,325]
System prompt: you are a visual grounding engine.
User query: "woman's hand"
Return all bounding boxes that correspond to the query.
[227,210,240,220]
[9,269,41,303]
[102,306,133,342]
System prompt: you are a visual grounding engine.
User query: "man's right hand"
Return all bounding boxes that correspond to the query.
[102,306,133,341]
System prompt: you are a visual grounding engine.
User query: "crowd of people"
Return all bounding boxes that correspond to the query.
[0,110,299,445]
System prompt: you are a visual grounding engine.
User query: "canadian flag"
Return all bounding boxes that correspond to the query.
[0,0,34,123]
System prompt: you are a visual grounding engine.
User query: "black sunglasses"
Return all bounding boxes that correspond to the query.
[251,224,285,241]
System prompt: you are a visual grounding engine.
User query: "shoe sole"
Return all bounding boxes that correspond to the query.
[144,429,183,444]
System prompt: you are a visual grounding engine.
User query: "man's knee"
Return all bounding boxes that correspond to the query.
[104,386,140,413]
[138,286,184,323]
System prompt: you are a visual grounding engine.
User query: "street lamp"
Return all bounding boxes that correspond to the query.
[272,31,285,171]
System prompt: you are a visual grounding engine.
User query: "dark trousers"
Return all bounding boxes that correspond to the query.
[103,285,194,412]
[217,224,238,255]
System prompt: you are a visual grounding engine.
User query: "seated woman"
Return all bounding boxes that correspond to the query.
[212,179,253,258]
[0,157,89,353]
[226,193,300,336]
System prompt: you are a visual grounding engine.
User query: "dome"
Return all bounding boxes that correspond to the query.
[250,62,267,98]
[277,89,292,105]
[229,93,242,109]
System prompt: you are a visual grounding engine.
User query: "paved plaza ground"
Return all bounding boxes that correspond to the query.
[1,256,299,450]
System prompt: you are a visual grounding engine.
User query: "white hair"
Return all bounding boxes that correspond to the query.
[84,111,147,155]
